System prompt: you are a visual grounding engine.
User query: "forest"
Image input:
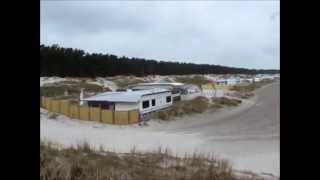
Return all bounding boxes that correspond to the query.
[40,44,279,77]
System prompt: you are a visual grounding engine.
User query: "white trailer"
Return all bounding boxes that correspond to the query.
[82,88,172,115]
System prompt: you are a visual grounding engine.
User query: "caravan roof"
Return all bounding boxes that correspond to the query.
[82,88,170,103]
[132,82,184,87]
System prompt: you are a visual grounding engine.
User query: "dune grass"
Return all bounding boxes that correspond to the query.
[175,75,212,87]
[211,97,242,107]
[229,79,274,99]
[111,77,147,89]
[40,81,110,98]
[156,97,242,120]
[40,142,267,180]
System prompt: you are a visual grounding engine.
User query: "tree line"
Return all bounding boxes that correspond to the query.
[40,44,279,77]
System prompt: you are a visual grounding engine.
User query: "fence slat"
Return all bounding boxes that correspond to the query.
[51,100,60,113]
[41,96,141,125]
[129,110,140,124]
[114,111,129,125]
[60,100,70,116]
[47,98,53,112]
[69,105,80,119]
[42,97,46,108]
[101,110,114,124]
[90,107,101,122]
[79,106,90,121]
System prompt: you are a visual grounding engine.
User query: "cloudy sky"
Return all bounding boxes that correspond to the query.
[41,1,279,69]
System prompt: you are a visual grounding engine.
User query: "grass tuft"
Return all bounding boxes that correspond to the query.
[156,96,242,120]
[175,75,212,87]
[40,142,269,180]
[229,79,274,99]
[40,81,109,98]
[48,112,59,119]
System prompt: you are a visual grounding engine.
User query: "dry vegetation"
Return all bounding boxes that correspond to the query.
[162,77,175,83]
[175,75,212,87]
[40,81,110,98]
[229,80,274,99]
[229,84,259,93]
[48,112,59,119]
[107,76,148,89]
[156,97,242,120]
[211,97,242,107]
[40,142,266,180]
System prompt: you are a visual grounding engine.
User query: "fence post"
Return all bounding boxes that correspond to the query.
[78,104,80,120]
[112,111,115,124]
[48,98,52,111]
[99,105,102,122]
[88,106,91,121]
[58,100,61,113]
[67,103,71,118]
[127,111,130,124]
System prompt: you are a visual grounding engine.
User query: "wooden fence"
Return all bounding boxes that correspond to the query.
[40,96,140,125]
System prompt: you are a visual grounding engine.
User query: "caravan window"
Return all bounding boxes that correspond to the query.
[142,100,150,109]
[152,99,156,106]
[166,96,171,103]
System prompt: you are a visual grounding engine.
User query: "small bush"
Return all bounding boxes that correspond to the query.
[156,97,210,120]
[157,111,171,120]
[48,112,59,119]
[239,92,254,99]
[76,142,92,153]
[210,103,224,110]
[212,97,242,107]
[227,92,254,99]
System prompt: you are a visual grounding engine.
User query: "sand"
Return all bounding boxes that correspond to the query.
[40,79,280,177]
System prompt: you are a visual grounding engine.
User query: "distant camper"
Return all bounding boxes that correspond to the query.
[179,84,202,101]
[253,77,261,82]
[200,83,224,98]
[81,88,173,117]
[240,78,254,83]
[215,78,238,86]
[129,82,205,102]
[129,82,184,91]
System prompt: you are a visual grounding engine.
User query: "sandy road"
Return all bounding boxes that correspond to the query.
[41,81,280,176]
[148,81,280,175]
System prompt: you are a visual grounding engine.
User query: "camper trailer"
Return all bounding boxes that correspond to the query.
[81,88,173,116]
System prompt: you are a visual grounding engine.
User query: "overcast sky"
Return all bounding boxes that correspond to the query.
[41,1,279,69]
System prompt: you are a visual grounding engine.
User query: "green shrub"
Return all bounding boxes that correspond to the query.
[188,96,210,112]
